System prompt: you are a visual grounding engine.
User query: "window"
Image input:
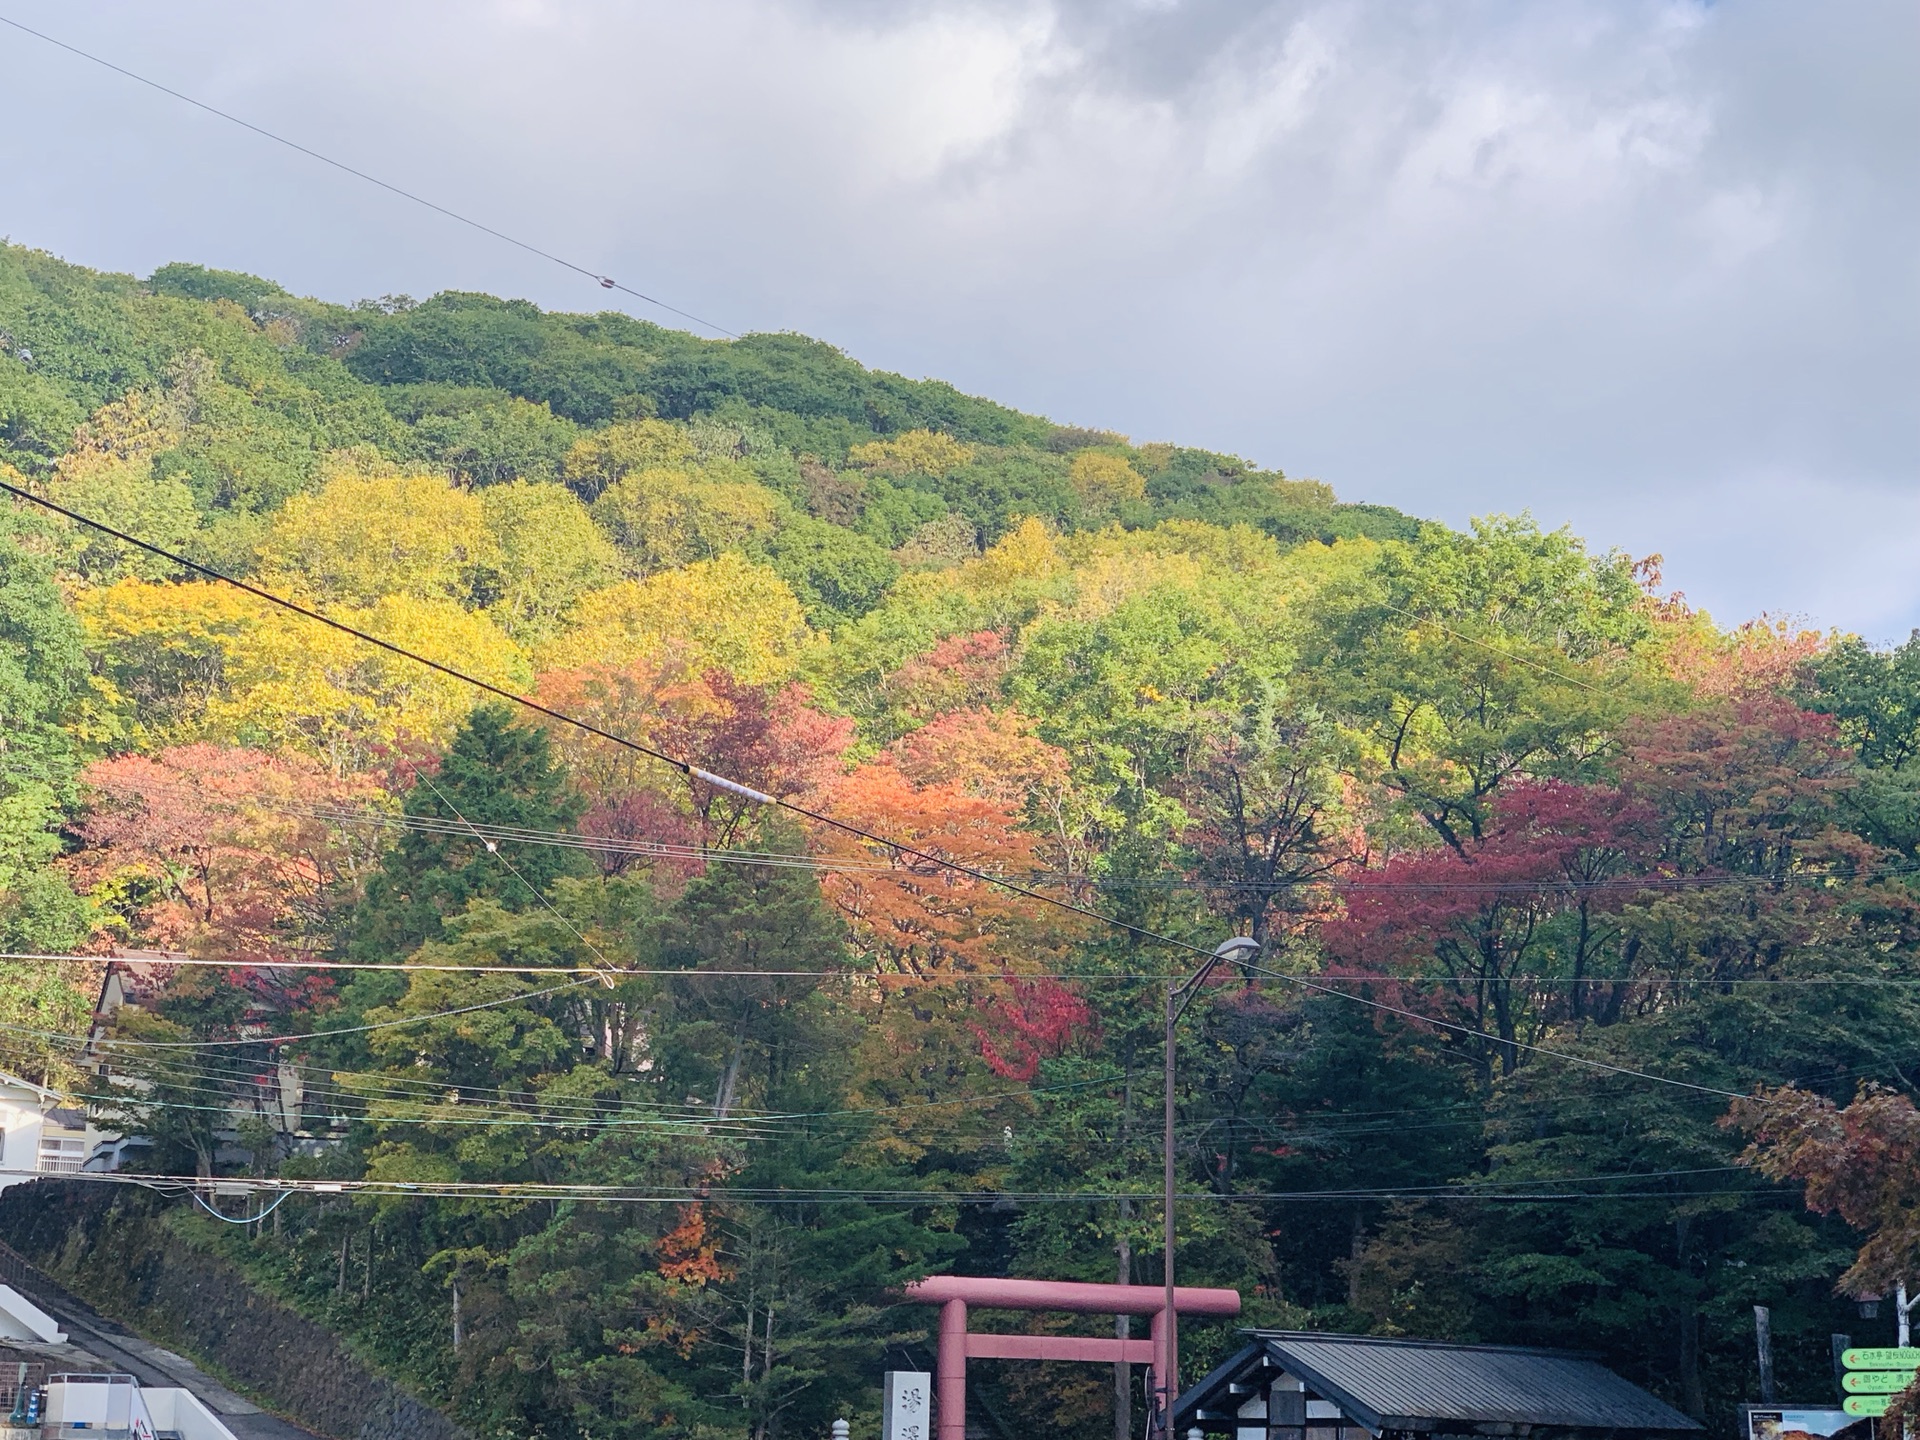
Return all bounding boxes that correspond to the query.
[37,1134,86,1174]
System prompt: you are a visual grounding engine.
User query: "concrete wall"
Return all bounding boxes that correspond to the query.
[0,1183,472,1440]
[0,1284,65,1343]
[143,1384,244,1440]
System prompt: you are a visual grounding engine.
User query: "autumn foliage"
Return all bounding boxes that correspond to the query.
[15,243,1920,1440]
[1731,1084,1920,1297]
[79,743,384,966]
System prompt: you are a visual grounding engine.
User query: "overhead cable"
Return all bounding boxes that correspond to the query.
[1241,958,1746,1099]
[4,1165,1786,1209]
[10,951,1920,988]
[0,12,737,337]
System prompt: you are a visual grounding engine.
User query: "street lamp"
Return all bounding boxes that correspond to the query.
[1158,935,1262,1437]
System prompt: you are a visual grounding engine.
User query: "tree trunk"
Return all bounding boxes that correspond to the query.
[1679,1307,1704,1417]
[743,1292,755,1395]
[336,1231,347,1297]
[1675,1217,1702,1417]
[1349,1208,1366,1307]
[451,1278,463,1353]
[1570,901,1592,1021]
[714,1014,749,1120]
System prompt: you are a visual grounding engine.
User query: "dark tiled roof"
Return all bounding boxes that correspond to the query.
[1178,1331,1703,1436]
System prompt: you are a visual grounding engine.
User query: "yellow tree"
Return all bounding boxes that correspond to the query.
[257,470,499,606]
[75,579,269,746]
[77,578,526,771]
[560,419,697,500]
[846,429,974,477]
[207,595,527,771]
[478,481,619,638]
[536,554,814,684]
[1068,451,1146,513]
[588,468,786,572]
[46,384,200,581]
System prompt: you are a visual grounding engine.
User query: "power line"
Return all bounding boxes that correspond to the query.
[1241,958,1748,1099]
[1376,601,1610,697]
[0,1021,1127,1131]
[0,950,1195,984]
[12,952,1920,992]
[7,1165,1786,1209]
[0,12,738,338]
[95,977,594,1050]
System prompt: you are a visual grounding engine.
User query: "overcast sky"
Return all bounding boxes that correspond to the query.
[5,1,1915,636]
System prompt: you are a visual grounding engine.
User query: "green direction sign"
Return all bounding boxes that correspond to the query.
[1845,1348,1920,1370]
[1844,1396,1893,1418]
[1842,1371,1917,1394]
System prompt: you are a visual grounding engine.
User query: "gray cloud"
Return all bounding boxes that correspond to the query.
[3,0,1914,632]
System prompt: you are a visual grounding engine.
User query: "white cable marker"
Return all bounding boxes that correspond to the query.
[691,768,773,805]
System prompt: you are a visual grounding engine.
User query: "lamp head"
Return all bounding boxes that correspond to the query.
[1213,936,1261,964]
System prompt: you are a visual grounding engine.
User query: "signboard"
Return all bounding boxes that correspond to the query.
[884,1370,931,1440]
[1839,1342,1920,1416]
[1744,1408,1872,1440]
[1843,1371,1916,1394]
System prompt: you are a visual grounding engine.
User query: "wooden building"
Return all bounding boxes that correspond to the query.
[1175,1332,1703,1440]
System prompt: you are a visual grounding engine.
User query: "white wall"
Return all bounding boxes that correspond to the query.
[44,1374,142,1430]
[142,1387,241,1440]
[0,1095,46,1193]
[0,1284,66,1343]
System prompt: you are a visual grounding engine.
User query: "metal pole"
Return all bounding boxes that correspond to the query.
[1161,980,1178,1438]
[1155,938,1257,1439]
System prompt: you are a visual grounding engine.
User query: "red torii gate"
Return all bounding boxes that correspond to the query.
[904,1276,1242,1440]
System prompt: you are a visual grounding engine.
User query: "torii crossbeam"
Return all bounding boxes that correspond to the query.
[904,1275,1242,1440]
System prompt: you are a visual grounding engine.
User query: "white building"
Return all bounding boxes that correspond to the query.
[0,1072,100,1193]
[42,1370,238,1440]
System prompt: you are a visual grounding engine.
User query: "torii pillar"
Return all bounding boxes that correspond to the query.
[904,1275,1241,1440]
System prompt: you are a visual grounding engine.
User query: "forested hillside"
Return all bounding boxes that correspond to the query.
[2,240,1916,1440]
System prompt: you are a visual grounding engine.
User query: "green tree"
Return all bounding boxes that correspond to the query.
[349,704,587,962]
[413,396,580,485]
[764,515,899,627]
[1811,631,1920,858]
[0,506,92,950]
[657,850,846,1121]
[1298,516,1651,852]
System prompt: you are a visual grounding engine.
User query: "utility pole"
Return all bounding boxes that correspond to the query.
[1158,936,1260,1438]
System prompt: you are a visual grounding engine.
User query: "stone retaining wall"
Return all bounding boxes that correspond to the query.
[0,1182,471,1440]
